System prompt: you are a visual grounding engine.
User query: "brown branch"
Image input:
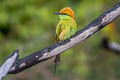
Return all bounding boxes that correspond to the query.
[8,1,120,74]
[0,50,18,79]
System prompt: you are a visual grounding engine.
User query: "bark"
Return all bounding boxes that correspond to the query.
[8,2,120,74]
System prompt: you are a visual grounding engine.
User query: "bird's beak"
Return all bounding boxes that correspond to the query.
[54,12,62,15]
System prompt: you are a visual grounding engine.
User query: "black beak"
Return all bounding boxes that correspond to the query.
[54,12,62,15]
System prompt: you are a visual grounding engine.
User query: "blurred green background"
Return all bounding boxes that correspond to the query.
[0,0,120,80]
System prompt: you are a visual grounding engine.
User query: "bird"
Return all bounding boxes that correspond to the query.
[54,7,77,76]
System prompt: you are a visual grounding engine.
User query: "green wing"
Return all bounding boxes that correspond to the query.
[56,19,77,42]
[56,22,62,42]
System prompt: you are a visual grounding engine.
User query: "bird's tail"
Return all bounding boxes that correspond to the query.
[54,54,60,77]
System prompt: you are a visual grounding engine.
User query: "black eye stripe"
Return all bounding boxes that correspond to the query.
[61,13,72,17]
[54,12,72,17]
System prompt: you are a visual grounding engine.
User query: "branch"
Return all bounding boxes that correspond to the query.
[0,50,18,80]
[8,2,120,74]
[102,38,120,53]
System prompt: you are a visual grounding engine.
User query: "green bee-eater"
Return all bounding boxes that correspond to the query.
[54,7,77,76]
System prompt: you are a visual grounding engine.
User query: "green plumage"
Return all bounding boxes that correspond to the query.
[56,15,77,42]
[54,15,77,76]
[54,7,77,77]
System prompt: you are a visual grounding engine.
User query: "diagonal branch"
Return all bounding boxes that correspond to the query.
[8,1,120,74]
[0,50,19,80]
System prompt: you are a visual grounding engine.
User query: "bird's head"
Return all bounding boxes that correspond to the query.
[55,7,74,20]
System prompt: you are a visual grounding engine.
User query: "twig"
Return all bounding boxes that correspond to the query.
[8,1,120,74]
[102,38,120,53]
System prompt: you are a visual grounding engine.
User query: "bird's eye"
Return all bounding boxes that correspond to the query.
[62,13,71,17]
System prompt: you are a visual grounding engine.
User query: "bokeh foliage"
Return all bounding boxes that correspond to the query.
[0,0,120,80]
